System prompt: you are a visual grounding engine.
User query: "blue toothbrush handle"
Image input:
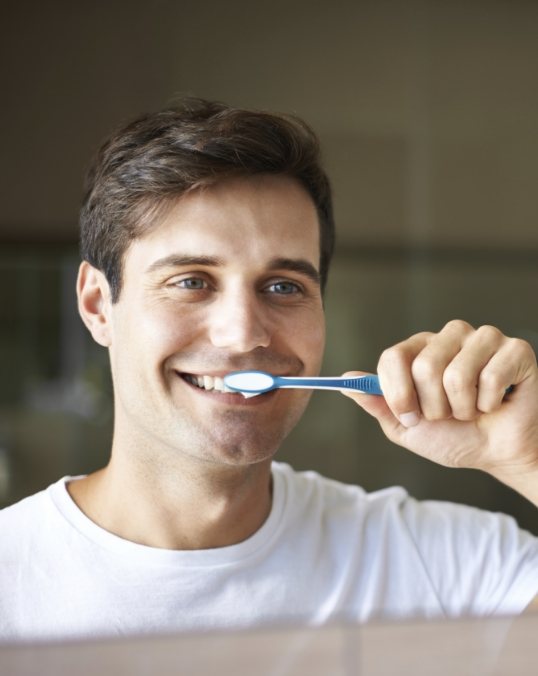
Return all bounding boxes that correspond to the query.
[277,375,383,395]
[338,375,383,395]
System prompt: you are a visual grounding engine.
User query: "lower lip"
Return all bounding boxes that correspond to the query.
[178,374,275,405]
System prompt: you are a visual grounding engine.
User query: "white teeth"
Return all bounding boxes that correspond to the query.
[185,374,235,394]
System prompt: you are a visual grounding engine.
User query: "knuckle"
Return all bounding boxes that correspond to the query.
[377,347,393,368]
[507,337,535,360]
[379,332,435,367]
[443,319,473,335]
[417,331,435,343]
[378,344,406,370]
[411,355,440,382]
[478,368,504,391]
[475,324,502,344]
[442,366,474,394]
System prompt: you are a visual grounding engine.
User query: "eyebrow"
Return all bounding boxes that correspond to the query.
[268,257,320,285]
[145,254,320,286]
[146,255,223,273]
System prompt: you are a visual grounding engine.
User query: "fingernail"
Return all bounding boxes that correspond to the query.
[399,412,420,428]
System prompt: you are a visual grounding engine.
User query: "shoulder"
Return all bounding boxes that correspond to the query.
[273,461,406,502]
[272,463,538,614]
[271,462,538,550]
[398,495,538,550]
[0,478,71,548]
[0,488,48,527]
[272,461,410,527]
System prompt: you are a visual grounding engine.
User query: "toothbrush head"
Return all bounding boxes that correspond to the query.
[223,371,277,396]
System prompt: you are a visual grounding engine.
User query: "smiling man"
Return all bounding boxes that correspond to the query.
[74,172,325,551]
[1,99,537,642]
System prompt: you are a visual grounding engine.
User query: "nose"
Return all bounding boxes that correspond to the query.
[208,289,271,353]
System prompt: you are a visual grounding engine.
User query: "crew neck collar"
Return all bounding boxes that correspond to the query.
[47,463,289,567]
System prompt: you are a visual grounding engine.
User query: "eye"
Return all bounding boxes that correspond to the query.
[266,280,302,295]
[173,277,208,290]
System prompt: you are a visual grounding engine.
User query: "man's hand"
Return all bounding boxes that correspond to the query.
[342,320,538,506]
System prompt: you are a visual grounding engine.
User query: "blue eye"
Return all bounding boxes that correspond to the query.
[177,278,206,290]
[267,281,301,295]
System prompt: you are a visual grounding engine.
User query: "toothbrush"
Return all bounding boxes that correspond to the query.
[223,370,383,397]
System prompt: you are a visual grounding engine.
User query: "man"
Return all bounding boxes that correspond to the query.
[1,98,537,642]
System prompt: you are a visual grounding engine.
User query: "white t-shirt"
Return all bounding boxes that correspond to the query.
[1,462,537,643]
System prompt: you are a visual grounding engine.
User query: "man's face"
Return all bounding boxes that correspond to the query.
[105,174,325,468]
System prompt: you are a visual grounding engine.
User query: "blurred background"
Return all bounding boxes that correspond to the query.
[1,0,537,534]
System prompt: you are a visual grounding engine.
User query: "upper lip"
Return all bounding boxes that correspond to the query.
[177,370,294,378]
[177,367,295,375]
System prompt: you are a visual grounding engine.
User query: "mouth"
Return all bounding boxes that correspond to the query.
[178,371,274,404]
[180,372,236,394]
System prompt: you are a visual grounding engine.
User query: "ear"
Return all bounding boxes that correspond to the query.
[76,261,113,347]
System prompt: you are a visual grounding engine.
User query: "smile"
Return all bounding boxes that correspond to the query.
[181,373,236,394]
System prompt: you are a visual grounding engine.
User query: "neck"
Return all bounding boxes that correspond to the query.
[67,451,274,550]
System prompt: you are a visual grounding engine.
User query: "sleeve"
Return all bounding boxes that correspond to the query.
[399,497,538,617]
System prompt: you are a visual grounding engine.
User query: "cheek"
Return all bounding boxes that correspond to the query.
[309,324,326,368]
[293,311,325,369]
[115,301,202,359]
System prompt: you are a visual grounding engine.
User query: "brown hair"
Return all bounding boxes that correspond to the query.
[80,98,335,301]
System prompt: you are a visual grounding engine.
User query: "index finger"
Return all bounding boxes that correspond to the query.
[377,332,433,427]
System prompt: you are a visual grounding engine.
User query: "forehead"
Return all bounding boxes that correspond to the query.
[125,174,321,269]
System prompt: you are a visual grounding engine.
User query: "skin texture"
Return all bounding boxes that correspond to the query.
[73,172,537,608]
[73,174,325,550]
[341,321,538,508]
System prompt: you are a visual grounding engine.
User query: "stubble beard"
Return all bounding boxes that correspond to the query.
[112,369,313,473]
[171,400,311,468]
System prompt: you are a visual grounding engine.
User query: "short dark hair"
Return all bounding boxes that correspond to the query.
[80,98,335,302]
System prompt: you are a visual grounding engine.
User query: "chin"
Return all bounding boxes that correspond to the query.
[208,432,284,467]
[179,422,288,468]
